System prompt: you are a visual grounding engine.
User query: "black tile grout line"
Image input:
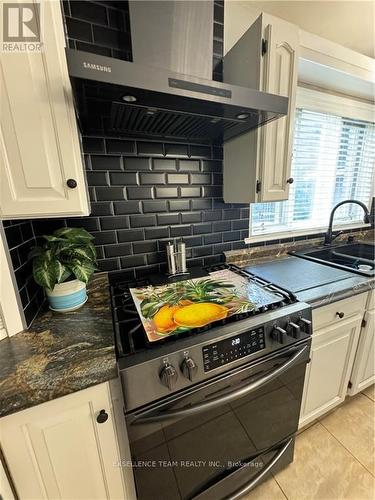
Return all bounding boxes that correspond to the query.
[3,234,36,252]
[319,412,375,478]
[271,474,289,500]
[360,390,375,404]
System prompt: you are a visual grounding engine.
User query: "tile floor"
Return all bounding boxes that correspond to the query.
[244,385,375,500]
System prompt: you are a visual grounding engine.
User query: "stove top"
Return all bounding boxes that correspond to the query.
[110,264,297,359]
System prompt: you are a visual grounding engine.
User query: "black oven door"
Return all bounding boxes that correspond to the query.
[126,339,311,500]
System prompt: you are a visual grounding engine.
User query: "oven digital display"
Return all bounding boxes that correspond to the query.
[202,328,265,372]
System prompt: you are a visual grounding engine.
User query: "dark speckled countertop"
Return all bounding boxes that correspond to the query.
[0,273,117,418]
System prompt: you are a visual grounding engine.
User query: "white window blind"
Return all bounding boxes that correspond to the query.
[250,107,375,238]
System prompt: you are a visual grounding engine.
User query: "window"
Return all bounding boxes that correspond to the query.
[249,89,375,239]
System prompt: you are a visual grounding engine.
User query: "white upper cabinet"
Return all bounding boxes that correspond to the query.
[0,0,89,219]
[223,13,299,203]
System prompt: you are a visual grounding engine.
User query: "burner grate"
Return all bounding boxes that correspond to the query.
[110,264,298,359]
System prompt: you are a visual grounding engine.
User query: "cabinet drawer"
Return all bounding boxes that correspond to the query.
[312,293,367,331]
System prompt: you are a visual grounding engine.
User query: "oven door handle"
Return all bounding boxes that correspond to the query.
[193,437,293,500]
[133,344,308,425]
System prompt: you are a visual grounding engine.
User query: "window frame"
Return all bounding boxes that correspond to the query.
[246,87,374,244]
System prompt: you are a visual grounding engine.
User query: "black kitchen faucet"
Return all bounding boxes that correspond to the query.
[324,199,371,245]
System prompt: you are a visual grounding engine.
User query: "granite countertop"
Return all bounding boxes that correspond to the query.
[0,273,117,419]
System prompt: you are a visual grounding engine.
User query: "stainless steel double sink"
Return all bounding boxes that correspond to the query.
[292,242,375,277]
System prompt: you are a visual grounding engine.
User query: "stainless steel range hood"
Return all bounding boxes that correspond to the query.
[65,1,288,144]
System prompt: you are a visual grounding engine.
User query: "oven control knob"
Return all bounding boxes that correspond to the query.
[181,356,198,381]
[287,321,301,339]
[299,318,312,335]
[272,326,287,344]
[159,363,178,390]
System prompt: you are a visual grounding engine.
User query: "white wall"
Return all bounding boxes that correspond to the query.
[225,1,374,58]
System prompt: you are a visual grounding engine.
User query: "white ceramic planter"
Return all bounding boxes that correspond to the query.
[46,279,87,312]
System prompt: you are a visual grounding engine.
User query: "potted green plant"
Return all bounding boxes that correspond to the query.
[29,227,97,312]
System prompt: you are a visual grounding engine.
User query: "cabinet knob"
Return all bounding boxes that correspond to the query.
[66,178,77,189]
[336,311,345,319]
[286,177,294,184]
[96,409,108,423]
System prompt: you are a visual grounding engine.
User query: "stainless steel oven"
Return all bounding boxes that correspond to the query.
[125,339,310,500]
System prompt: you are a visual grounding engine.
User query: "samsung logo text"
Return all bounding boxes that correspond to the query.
[83,62,112,73]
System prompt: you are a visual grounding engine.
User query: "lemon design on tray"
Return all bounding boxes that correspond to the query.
[173,303,228,328]
[153,304,180,332]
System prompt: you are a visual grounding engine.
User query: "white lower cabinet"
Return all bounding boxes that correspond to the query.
[348,294,375,395]
[0,457,15,500]
[0,382,131,500]
[299,293,367,427]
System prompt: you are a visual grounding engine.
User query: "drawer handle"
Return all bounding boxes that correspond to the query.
[336,311,345,319]
[96,409,108,423]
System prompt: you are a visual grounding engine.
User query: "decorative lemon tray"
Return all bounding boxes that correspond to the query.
[129,269,281,343]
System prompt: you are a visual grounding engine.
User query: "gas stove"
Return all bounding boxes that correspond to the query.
[110,264,312,411]
[112,264,312,499]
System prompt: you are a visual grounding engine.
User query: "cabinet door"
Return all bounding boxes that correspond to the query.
[223,14,298,204]
[0,0,89,219]
[348,309,375,395]
[0,383,125,499]
[299,314,362,427]
[258,15,299,202]
[0,457,15,500]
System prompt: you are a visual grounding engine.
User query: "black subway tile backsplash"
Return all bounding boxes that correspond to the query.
[91,155,122,170]
[120,254,146,268]
[91,230,117,245]
[86,171,109,186]
[156,213,179,225]
[70,1,108,24]
[178,160,200,172]
[181,212,202,224]
[100,216,129,230]
[155,187,179,199]
[145,227,169,240]
[124,157,151,171]
[96,187,125,201]
[133,241,158,254]
[169,200,190,211]
[165,144,189,157]
[167,174,189,185]
[142,200,168,213]
[153,158,176,170]
[129,215,157,228]
[140,173,166,185]
[126,187,153,200]
[193,223,213,235]
[170,225,192,237]
[91,202,114,216]
[180,187,201,198]
[105,242,132,258]
[113,201,141,214]
[109,172,138,185]
[118,229,144,242]
[138,143,164,157]
[2,220,41,327]
[106,139,135,154]
[65,17,93,42]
